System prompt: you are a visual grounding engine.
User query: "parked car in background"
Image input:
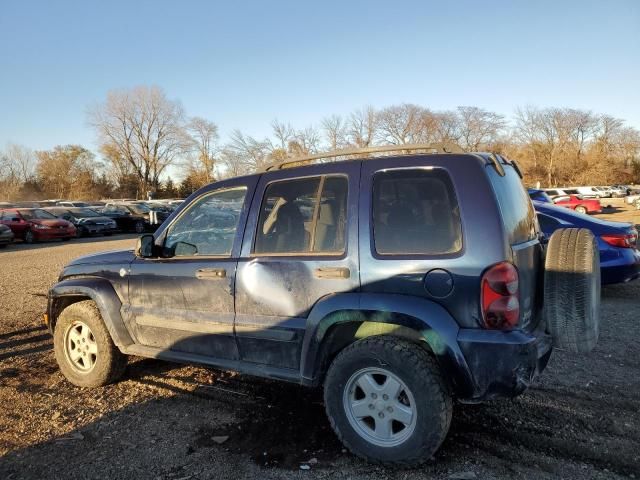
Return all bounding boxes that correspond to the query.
[527,189,553,203]
[101,203,166,233]
[0,208,76,243]
[575,186,604,199]
[543,188,570,198]
[593,186,612,198]
[57,201,92,208]
[0,202,16,209]
[552,195,602,214]
[534,201,640,284]
[44,207,118,237]
[607,186,627,198]
[0,223,14,247]
[625,193,640,205]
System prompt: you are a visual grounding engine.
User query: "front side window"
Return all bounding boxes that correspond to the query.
[254,175,348,255]
[164,187,246,257]
[372,169,462,255]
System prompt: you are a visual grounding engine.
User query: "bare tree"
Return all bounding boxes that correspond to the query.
[321,115,347,151]
[185,116,219,183]
[347,106,378,148]
[88,85,186,198]
[457,106,506,151]
[0,144,36,200]
[377,104,428,145]
[225,130,272,173]
[271,120,295,149]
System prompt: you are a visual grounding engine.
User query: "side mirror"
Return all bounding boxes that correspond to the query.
[135,234,156,258]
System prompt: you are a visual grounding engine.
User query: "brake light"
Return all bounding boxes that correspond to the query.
[601,231,638,249]
[481,262,519,329]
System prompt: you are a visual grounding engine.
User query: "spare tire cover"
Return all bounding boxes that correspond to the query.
[543,228,600,353]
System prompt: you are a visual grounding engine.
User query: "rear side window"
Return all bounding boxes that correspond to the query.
[488,164,537,244]
[372,169,462,255]
[254,175,348,255]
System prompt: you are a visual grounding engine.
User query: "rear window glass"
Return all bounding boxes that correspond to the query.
[372,169,462,255]
[487,164,537,244]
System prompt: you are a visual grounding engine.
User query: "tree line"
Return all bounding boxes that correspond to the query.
[1,85,639,201]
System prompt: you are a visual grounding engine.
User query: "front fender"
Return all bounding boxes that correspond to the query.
[300,292,474,397]
[48,277,134,349]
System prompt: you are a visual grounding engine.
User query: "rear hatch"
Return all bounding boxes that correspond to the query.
[486,159,543,331]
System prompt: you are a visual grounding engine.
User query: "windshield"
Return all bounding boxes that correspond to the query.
[70,208,100,217]
[18,209,57,220]
[127,204,150,214]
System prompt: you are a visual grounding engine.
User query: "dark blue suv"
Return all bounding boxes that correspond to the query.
[46,145,601,466]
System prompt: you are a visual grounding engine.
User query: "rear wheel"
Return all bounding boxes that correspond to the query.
[53,300,127,387]
[324,336,452,466]
[544,228,600,353]
[575,205,588,214]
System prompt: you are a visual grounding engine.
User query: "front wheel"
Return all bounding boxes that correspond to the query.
[24,230,35,243]
[324,336,452,466]
[53,300,127,387]
[134,220,145,234]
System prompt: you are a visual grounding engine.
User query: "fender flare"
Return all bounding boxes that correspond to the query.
[48,277,134,349]
[300,292,474,397]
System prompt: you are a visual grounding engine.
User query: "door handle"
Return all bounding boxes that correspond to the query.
[314,267,350,279]
[195,268,227,279]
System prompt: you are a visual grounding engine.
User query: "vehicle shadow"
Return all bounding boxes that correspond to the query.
[0,325,51,362]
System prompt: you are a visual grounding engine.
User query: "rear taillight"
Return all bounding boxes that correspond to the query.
[481,262,519,329]
[601,231,637,249]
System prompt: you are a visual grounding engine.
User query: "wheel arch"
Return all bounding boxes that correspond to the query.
[300,293,475,397]
[48,278,134,349]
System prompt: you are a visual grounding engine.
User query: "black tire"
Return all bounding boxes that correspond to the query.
[575,205,588,214]
[324,336,452,466]
[104,232,113,236]
[0,244,6,249]
[76,226,85,238]
[62,237,72,242]
[24,229,35,244]
[544,228,600,353]
[134,220,145,234]
[53,300,127,387]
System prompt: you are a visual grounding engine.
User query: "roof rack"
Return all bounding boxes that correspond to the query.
[262,143,464,172]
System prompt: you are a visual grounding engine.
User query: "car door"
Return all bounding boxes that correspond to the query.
[235,162,360,370]
[125,178,256,360]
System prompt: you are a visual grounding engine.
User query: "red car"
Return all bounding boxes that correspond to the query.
[552,195,602,214]
[0,208,76,243]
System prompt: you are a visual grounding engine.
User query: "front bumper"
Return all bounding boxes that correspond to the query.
[34,228,76,240]
[457,327,552,401]
[81,224,118,235]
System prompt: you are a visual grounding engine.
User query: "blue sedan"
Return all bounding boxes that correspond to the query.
[534,201,640,285]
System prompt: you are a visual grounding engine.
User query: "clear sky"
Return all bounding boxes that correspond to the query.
[1,0,639,152]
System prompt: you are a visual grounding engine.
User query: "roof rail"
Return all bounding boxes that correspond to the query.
[262,143,464,172]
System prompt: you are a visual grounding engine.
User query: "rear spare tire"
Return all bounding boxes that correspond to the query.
[544,228,600,353]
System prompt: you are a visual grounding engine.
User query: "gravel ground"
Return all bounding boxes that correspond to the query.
[0,231,638,480]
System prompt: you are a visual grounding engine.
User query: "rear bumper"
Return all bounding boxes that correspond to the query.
[456,327,552,401]
[601,248,640,285]
[0,232,14,244]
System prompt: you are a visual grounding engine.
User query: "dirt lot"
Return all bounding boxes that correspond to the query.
[0,224,639,479]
